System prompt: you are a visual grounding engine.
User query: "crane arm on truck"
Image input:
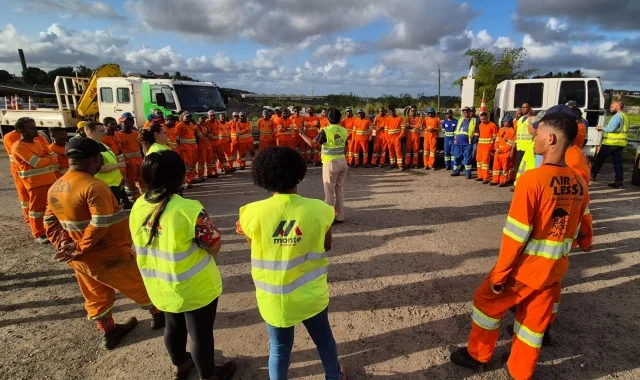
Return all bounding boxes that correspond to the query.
[75,64,123,117]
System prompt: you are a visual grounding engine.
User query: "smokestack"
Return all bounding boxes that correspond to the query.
[18,49,27,72]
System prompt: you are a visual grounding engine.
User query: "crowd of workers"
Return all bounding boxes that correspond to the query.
[2,93,633,379]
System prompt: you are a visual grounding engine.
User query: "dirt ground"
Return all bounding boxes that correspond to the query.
[1,151,639,380]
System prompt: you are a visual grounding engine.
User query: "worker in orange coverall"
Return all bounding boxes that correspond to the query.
[115,112,144,196]
[352,108,372,167]
[404,106,423,169]
[10,117,57,243]
[291,107,306,157]
[48,128,69,178]
[176,112,200,187]
[195,115,217,179]
[319,108,330,129]
[423,107,441,170]
[217,113,235,168]
[304,107,322,164]
[4,125,49,224]
[385,108,405,171]
[340,107,357,165]
[450,111,594,380]
[476,112,499,183]
[371,108,388,167]
[236,112,255,169]
[204,110,234,175]
[229,111,241,163]
[492,114,516,187]
[275,108,297,150]
[258,109,276,152]
[44,137,164,350]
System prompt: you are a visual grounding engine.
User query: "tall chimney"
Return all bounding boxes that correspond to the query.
[18,49,27,72]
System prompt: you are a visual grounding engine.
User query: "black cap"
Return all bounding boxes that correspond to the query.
[66,138,101,159]
[480,111,488,116]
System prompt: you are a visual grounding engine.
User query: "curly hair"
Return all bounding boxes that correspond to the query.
[252,146,307,192]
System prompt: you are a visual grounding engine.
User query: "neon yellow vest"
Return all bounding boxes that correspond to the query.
[602,112,630,147]
[95,143,123,187]
[321,124,348,164]
[147,143,171,155]
[516,116,534,151]
[454,118,477,142]
[130,194,222,313]
[239,194,335,327]
[515,143,537,186]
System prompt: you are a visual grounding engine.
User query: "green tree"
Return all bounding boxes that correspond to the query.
[0,69,13,83]
[76,65,93,77]
[22,67,50,86]
[532,70,584,79]
[161,72,171,79]
[453,47,536,109]
[47,66,75,82]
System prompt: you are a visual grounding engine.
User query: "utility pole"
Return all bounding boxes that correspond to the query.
[437,65,441,113]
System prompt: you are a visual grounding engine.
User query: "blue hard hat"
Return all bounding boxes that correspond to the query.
[427,107,436,113]
[147,113,154,121]
[502,113,513,123]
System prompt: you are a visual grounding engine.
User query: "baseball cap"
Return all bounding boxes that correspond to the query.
[274,107,281,111]
[232,111,239,116]
[357,108,365,113]
[532,104,576,129]
[427,107,436,113]
[239,112,245,116]
[151,114,164,121]
[77,120,87,130]
[182,111,192,117]
[66,137,101,159]
[207,110,215,115]
[446,109,453,114]
[501,113,514,123]
[566,100,578,107]
[480,111,488,117]
[345,107,352,112]
[462,106,471,112]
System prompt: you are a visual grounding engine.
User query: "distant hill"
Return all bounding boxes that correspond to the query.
[220,87,254,100]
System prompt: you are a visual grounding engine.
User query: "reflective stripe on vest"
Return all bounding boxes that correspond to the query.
[181,139,197,144]
[602,112,630,147]
[28,156,41,167]
[503,216,532,243]
[321,125,348,164]
[253,266,328,295]
[136,242,200,262]
[140,254,212,282]
[29,211,45,218]
[239,133,252,139]
[95,144,123,187]
[454,118,477,138]
[123,151,141,159]
[478,138,493,144]
[18,166,54,179]
[444,132,455,137]
[516,116,534,150]
[514,321,544,348]
[523,238,573,260]
[471,305,500,330]
[252,252,327,271]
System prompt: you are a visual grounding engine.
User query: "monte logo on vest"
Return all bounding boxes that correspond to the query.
[272,220,303,246]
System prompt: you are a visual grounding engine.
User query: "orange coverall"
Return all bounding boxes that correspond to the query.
[204,119,230,173]
[44,171,152,320]
[353,117,372,165]
[371,114,388,165]
[304,115,321,162]
[574,122,587,148]
[115,130,143,195]
[229,121,240,163]
[466,165,592,380]
[565,145,591,184]
[340,117,357,164]
[492,126,516,185]
[276,118,297,150]
[385,115,405,168]
[404,116,423,167]
[291,115,306,157]
[257,118,276,152]
[3,131,47,223]
[236,121,255,167]
[175,121,198,184]
[11,140,58,238]
[476,121,499,181]
[48,143,69,178]
[423,116,441,168]
[320,117,330,129]
[195,123,215,178]
[164,126,181,155]
[218,121,234,165]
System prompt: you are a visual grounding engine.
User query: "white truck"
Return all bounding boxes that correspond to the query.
[1,64,227,140]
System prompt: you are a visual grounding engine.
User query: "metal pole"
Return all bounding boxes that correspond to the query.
[437,65,441,113]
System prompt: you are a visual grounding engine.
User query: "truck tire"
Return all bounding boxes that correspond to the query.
[632,155,640,186]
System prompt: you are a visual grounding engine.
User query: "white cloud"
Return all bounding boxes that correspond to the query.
[546,17,568,31]
[17,0,120,18]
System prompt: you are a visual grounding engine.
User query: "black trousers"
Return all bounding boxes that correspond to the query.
[591,145,624,183]
[109,186,133,208]
[515,150,526,174]
[164,298,219,378]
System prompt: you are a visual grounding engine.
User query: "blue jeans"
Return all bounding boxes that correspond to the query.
[592,144,624,182]
[444,137,454,168]
[452,144,473,176]
[266,307,341,380]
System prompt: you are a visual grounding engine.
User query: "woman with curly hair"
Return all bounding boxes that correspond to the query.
[236,146,347,380]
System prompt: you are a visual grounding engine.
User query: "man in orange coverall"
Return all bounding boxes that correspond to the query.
[450,111,594,380]
[304,107,322,164]
[386,108,405,171]
[195,115,217,179]
[48,128,69,178]
[319,108,330,129]
[492,114,516,187]
[423,107,441,170]
[291,107,306,157]
[229,111,241,163]
[404,106,423,169]
[476,112,499,183]
[340,107,357,165]
[204,110,234,174]
[45,138,164,350]
[371,107,388,167]
[275,108,297,150]
[352,108,372,167]
[217,113,235,169]
[258,109,276,152]
[115,112,144,196]
[236,112,255,169]
[176,111,200,187]
[10,117,58,243]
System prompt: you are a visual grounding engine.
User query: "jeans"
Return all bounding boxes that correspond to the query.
[452,144,473,176]
[591,145,624,182]
[266,307,341,380]
[164,298,219,379]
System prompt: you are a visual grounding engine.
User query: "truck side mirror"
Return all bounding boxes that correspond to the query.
[156,93,167,108]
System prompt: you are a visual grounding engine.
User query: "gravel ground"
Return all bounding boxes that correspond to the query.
[0,151,639,380]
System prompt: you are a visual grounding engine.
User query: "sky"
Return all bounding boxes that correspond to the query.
[0,0,639,97]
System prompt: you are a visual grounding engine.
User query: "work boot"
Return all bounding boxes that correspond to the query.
[451,171,460,177]
[151,312,165,330]
[340,365,349,380]
[608,182,623,189]
[466,174,473,179]
[103,317,137,350]
[239,166,246,170]
[446,167,452,171]
[509,187,515,192]
[398,166,405,172]
[315,161,322,166]
[173,353,195,380]
[365,164,372,168]
[490,182,498,186]
[201,361,237,380]
[34,237,50,244]
[207,173,219,179]
[498,183,506,187]
[353,164,359,168]
[186,183,193,189]
[450,347,484,369]
[483,180,490,185]
[475,177,483,182]
[378,164,383,168]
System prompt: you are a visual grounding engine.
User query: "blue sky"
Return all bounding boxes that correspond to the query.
[1,0,639,96]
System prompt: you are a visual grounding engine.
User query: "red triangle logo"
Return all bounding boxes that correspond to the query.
[295,226,303,236]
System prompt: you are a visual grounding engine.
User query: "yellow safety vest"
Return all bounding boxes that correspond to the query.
[95,143,123,187]
[147,143,171,155]
[239,194,335,328]
[321,124,348,164]
[130,194,222,313]
[602,112,630,147]
[516,116,534,151]
[515,143,538,186]
[454,118,477,142]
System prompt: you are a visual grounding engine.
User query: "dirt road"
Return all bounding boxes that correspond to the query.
[1,152,639,380]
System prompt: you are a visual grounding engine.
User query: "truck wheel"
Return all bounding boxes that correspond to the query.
[632,155,640,186]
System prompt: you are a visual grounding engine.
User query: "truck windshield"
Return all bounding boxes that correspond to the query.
[174,85,226,112]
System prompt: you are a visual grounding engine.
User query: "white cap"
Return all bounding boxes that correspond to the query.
[232,111,239,116]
